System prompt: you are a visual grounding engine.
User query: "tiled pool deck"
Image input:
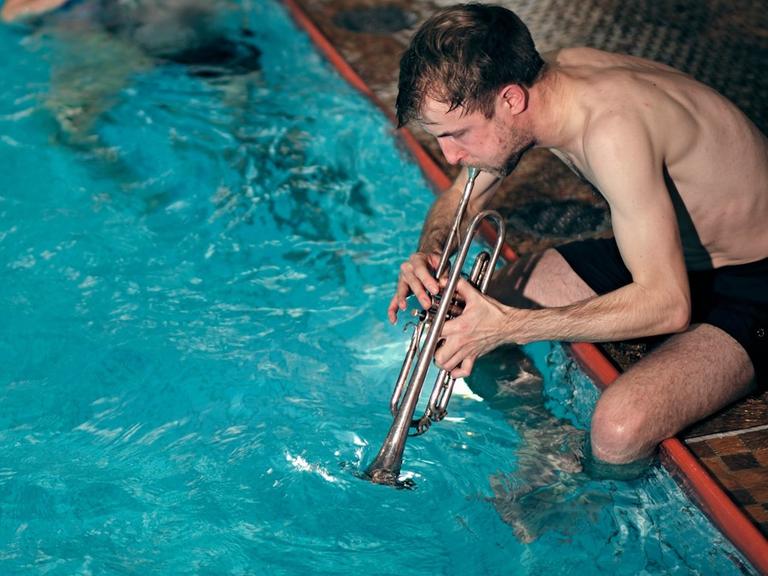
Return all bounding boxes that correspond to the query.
[288,0,768,548]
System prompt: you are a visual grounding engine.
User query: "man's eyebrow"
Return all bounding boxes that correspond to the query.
[418,121,459,138]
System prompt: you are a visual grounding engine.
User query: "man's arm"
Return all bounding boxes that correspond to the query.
[437,116,691,375]
[387,167,501,322]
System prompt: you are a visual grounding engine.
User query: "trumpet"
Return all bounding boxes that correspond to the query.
[365,167,506,486]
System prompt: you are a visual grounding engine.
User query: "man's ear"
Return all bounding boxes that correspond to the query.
[499,84,529,115]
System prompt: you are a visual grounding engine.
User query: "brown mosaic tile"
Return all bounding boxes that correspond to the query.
[690,455,768,536]
[749,486,768,504]
[741,428,768,451]
[696,458,740,491]
[705,435,748,456]
[744,504,768,524]
[729,468,768,487]
[729,488,757,506]
[686,440,716,458]
[754,450,768,467]
[722,452,761,471]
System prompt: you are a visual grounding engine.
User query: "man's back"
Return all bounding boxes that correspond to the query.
[547,47,768,269]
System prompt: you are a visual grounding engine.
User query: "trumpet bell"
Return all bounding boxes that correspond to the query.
[363,466,414,489]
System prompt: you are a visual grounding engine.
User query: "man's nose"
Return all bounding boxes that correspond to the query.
[438,139,465,165]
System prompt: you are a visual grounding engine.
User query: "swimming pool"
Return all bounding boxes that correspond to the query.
[0,0,756,573]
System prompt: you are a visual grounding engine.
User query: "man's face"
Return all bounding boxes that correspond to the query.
[418,96,531,177]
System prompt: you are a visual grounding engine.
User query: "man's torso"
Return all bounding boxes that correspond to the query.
[545,47,768,270]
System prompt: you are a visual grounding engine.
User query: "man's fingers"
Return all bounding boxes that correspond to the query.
[387,294,401,324]
[414,252,441,293]
[388,252,445,324]
[435,342,475,378]
[437,275,476,298]
[434,335,462,370]
[426,252,443,275]
[439,315,463,337]
[414,267,440,297]
[453,276,479,299]
[451,357,475,379]
[400,258,437,308]
[411,283,431,310]
[441,349,470,374]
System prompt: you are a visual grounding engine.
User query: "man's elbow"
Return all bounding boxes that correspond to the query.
[664,294,691,334]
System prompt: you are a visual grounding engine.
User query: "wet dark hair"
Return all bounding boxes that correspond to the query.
[396,3,544,127]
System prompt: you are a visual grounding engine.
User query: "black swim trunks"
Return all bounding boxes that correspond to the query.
[556,237,768,386]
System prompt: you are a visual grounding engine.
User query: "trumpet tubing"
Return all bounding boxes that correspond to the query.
[365,167,506,487]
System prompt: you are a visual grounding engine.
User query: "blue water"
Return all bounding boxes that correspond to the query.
[0,1,756,574]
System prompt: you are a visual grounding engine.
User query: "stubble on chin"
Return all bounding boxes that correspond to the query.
[498,142,534,177]
[474,151,523,179]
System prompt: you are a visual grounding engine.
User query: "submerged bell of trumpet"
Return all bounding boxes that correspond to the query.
[365,167,506,487]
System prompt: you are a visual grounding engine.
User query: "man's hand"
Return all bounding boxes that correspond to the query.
[387,251,443,324]
[434,277,517,378]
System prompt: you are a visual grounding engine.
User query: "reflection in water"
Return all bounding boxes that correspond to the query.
[13,0,262,141]
[468,346,654,543]
[208,118,376,287]
[12,0,377,265]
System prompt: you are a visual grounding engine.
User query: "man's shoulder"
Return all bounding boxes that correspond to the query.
[546,46,659,67]
[548,47,683,78]
[542,46,610,66]
[582,109,652,158]
[576,106,662,188]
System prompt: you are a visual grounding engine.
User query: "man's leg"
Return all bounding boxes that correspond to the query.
[491,248,757,464]
[590,324,756,463]
[490,249,598,307]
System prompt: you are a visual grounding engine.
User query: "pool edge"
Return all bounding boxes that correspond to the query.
[278,0,768,572]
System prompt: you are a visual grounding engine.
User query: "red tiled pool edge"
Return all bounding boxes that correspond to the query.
[280,0,768,572]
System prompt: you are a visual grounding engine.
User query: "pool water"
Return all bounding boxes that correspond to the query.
[0,1,756,574]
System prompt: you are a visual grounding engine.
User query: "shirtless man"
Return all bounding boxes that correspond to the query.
[389,3,768,465]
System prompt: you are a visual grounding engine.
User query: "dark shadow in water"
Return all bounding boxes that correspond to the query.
[10,0,262,144]
[205,120,375,286]
[20,0,262,75]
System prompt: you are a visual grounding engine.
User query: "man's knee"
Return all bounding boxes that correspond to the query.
[590,391,658,464]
